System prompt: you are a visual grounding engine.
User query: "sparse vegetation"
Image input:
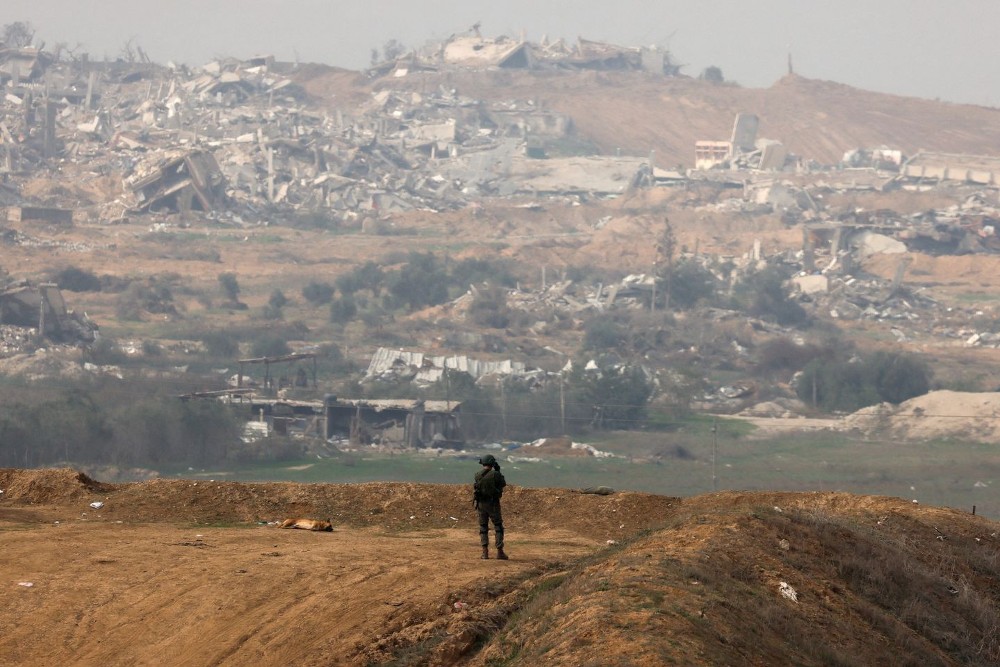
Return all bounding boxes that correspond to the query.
[468,284,511,329]
[302,280,335,306]
[249,333,291,359]
[52,265,102,292]
[797,349,931,411]
[0,378,241,468]
[730,264,809,327]
[218,272,241,303]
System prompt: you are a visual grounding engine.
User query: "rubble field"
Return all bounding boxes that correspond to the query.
[3,37,1000,398]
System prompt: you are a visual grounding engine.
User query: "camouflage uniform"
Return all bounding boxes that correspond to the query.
[474,455,507,558]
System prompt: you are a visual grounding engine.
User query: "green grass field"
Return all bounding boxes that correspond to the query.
[167,429,1000,521]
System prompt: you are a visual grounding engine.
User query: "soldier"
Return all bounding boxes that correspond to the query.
[473,454,508,560]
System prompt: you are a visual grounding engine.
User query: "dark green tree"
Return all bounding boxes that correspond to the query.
[218,272,241,302]
[570,362,653,430]
[732,265,808,326]
[583,315,627,350]
[387,252,449,310]
[664,260,719,310]
[330,295,358,322]
[250,334,291,358]
[302,281,334,306]
[468,285,510,329]
[796,350,930,412]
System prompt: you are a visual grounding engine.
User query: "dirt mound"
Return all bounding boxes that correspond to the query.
[0,468,677,541]
[2,472,998,666]
[474,491,1000,666]
[845,390,1000,442]
[390,69,1000,165]
[0,468,111,503]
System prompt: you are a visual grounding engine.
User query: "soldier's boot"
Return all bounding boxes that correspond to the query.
[496,547,509,560]
[481,546,489,559]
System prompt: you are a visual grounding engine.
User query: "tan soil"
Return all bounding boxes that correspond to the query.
[846,389,1000,442]
[3,469,997,666]
[0,468,676,666]
[374,69,1000,165]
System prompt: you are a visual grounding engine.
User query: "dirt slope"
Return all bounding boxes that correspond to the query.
[2,469,998,666]
[372,69,1000,165]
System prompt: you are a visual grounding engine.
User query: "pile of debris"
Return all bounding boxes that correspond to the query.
[694,113,792,172]
[0,43,662,230]
[363,346,547,388]
[371,31,681,77]
[0,280,98,348]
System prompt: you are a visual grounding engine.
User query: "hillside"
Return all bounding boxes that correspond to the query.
[2,468,998,666]
[364,69,1000,165]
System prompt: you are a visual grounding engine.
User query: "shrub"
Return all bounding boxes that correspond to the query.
[114,280,177,320]
[386,252,449,310]
[583,315,627,350]
[756,337,829,378]
[268,289,288,309]
[731,265,808,326]
[250,334,291,358]
[330,295,358,322]
[569,362,653,430]
[141,340,162,357]
[870,350,931,404]
[261,304,284,320]
[663,260,719,310]
[218,272,240,302]
[53,266,102,292]
[302,281,334,306]
[202,331,240,359]
[468,285,511,328]
[336,261,384,297]
[796,350,931,411]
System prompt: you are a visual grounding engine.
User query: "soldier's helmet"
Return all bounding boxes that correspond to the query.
[479,454,497,467]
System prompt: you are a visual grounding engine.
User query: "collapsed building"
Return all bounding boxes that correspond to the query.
[0,280,98,343]
[0,42,663,227]
[695,113,789,171]
[126,149,227,213]
[363,346,543,388]
[373,32,681,76]
[186,391,464,448]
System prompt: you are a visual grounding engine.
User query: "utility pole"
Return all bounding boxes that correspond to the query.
[711,418,718,492]
[661,216,675,312]
[37,288,46,339]
[500,379,507,439]
[651,258,657,312]
[559,372,566,434]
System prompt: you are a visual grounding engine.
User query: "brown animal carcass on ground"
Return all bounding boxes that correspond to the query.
[279,518,333,531]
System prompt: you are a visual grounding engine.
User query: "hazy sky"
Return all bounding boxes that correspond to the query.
[5,1,998,106]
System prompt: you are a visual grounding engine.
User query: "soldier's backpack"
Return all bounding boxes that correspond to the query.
[474,468,506,503]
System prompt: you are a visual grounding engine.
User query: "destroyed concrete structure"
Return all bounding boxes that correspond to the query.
[900,152,1000,186]
[126,150,227,213]
[0,281,97,343]
[0,33,683,231]
[364,347,537,388]
[195,392,463,448]
[695,113,789,171]
[376,32,680,76]
[324,397,462,448]
[0,47,52,84]
[7,205,72,225]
